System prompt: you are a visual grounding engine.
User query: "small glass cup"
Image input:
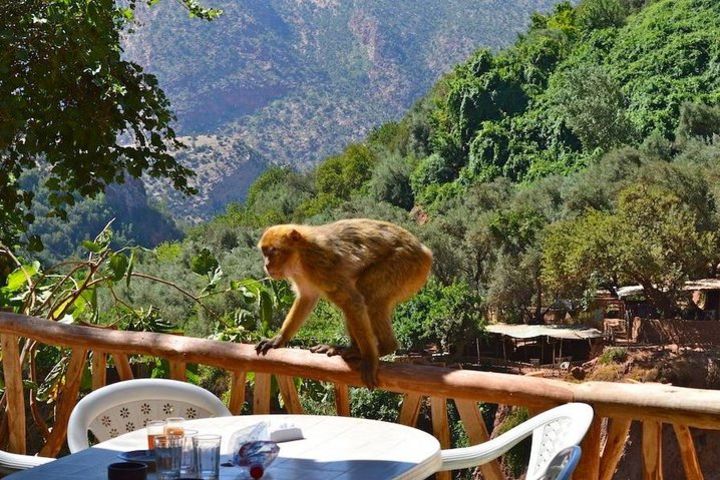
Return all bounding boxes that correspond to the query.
[165,416,186,436]
[180,428,199,476]
[154,434,183,480]
[146,420,167,450]
[193,434,221,480]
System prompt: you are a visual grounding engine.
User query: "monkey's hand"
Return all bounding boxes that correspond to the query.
[255,335,284,355]
[359,356,379,390]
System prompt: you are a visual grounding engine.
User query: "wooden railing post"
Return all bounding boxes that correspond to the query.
[673,424,703,480]
[1,334,26,453]
[277,376,303,414]
[599,418,632,480]
[398,393,422,427]
[228,371,247,415]
[642,421,663,480]
[112,353,134,381]
[430,397,451,480]
[91,351,107,391]
[576,415,603,479]
[40,347,87,457]
[334,383,351,416]
[253,373,272,414]
[455,400,503,480]
[169,361,186,381]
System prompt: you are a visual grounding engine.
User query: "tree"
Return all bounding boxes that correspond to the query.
[577,0,628,30]
[368,152,415,211]
[675,102,720,145]
[0,0,220,248]
[543,183,718,316]
[314,144,377,200]
[393,279,484,357]
[551,65,636,151]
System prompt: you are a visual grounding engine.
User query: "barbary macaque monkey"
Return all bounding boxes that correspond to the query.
[255,218,433,388]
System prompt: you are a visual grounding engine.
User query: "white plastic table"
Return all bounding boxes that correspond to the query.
[8,415,442,479]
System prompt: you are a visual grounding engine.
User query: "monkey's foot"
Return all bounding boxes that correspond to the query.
[360,357,379,390]
[255,335,284,355]
[309,344,351,357]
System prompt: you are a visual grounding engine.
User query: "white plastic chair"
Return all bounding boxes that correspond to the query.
[67,378,232,453]
[439,402,593,480]
[0,449,55,474]
[539,445,582,480]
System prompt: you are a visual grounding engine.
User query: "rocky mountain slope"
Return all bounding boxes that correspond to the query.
[124,0,563,219]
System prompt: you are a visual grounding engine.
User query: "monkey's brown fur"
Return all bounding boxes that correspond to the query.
[255,218,433,388]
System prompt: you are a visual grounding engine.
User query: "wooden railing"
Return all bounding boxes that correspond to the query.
[1,313,718,480]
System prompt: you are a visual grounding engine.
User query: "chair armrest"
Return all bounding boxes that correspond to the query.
[439,403,593,472]
[0,450,54,472]
[440,413,540,471]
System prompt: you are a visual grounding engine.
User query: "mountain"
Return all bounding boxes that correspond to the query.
[123,0,565,220]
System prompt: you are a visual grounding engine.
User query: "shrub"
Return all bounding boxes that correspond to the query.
[599,346,628,365]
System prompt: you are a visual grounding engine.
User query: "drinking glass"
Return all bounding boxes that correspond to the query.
[154,434,183,480]
[146,420,167,450]
[193,434,221,480]
[180,428,199,476]
[165,417,186,436]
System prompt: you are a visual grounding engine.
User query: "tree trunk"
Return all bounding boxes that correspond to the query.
[641,283,678,318]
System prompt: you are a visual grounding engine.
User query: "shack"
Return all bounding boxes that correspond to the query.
[485,324,604,365]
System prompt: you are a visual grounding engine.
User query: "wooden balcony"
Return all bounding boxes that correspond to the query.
[0,312,716,479]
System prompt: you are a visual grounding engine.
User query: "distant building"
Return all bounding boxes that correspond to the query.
[484,324,604,365]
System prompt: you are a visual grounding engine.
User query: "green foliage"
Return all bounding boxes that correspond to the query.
[393,279,484,355]
[411,154,456,199]
[315,144,377,200]
[550,64,636,150]
[577,0,628,30]
[368,153,415,210]
[543,180,718,316]
[675,102,720,144]
[496,407,531,477]
[599,346,628,365]
[190,248,219,276]
[350,388,402,423]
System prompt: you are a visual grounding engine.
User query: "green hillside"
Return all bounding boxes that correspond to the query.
[123,0,564,219]
[155,0,720,336]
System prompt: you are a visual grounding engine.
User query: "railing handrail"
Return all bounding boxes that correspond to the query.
[0,313,573,408]
[2,312,720,429]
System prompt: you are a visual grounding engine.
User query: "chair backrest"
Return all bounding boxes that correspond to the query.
[526,403,593,480]
[537,445,582,480]
[67,379,231,453]
[439,402,593,474]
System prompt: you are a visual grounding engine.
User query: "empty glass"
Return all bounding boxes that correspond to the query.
[154,434,183,480]
[180,428,199,476]
[193,434,221,480]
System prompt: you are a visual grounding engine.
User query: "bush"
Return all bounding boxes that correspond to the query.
[495,407,531,477]
[599,346,628,365]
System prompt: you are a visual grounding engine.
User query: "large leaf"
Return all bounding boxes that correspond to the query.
[4,262,40,292]
[109,253,129,281]
[258,289,274,335]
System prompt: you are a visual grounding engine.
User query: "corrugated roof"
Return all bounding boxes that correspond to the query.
[485,323,604,340]
[615,279,720,298]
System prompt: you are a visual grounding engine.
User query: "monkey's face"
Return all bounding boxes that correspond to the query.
[260,245,293,279]
[258,226,304,279]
